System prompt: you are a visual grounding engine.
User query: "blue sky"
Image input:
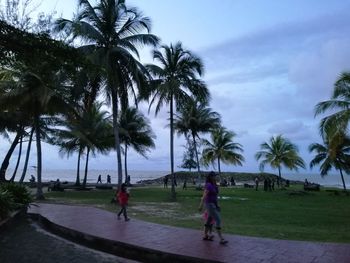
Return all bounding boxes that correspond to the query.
[2,0,350,174]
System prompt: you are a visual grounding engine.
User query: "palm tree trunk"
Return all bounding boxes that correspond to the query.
[0,132,21,182]
[218,157,221,175]
[34,115,44,200]
[170,95,176,199]
[111,89,123,190]
[339,168,347,191]
[278,166,282,179]
[19,127,34,183]
[10,134,23,182]
[75,147,82,186]
[192,133,201,184]
[124,143,128,184]
[82,147,90,188]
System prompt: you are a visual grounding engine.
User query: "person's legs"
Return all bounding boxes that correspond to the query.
[123,205,129,221]
[206,203,227,244]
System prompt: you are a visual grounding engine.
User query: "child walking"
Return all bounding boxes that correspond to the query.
[117,183,130,221]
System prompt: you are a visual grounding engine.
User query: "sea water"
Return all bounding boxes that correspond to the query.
[7,168,168,184]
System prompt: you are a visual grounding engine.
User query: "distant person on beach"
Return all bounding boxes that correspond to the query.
[183,179,187,190]
[29,174,36,183]
[117,183,130,221]
[230,176,235,186]
[97,174,102,184]
[107,174,111,184]
[255,177,259,191]
[163,176,168,188]
[198,171,228,245]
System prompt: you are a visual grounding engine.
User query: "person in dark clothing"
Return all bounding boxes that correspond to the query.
[107,174,111,184]
[97,174,102,183]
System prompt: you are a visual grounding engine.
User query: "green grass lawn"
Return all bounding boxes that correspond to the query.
[43,185,350,243]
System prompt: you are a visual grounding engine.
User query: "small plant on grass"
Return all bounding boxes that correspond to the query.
[0,183,32,209]
[0,190,15,220]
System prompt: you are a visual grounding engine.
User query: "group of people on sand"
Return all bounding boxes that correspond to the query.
[114,171,228,244]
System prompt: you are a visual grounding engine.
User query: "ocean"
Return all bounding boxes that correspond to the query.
[7,168,168,184]
[6,169,350,188]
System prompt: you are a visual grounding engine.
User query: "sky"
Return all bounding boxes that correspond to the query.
[2,0,350,175]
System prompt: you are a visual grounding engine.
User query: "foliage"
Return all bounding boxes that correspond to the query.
[315,72,350,138]
[0,183,32,208]
[145,42,209,198]
[202,127,244,173]
[309,133,350,190]
[255,134,305,178]
[0,189,14,220]
[55,0,159,189]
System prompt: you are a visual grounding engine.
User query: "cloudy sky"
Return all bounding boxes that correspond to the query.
[2,0,350,174]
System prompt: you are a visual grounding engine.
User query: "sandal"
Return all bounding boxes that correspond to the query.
[220,239,228,245]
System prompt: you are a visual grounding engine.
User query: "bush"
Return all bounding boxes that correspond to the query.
[0,183,32,209]
[0,190,15,220]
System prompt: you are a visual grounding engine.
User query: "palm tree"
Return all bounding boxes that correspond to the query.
[52,103,113,187]
[202,127,244,175]
[315,72,350,137]
[0,69,71,199]
[309,133,350,191]
[255,135,306,180]
[174,97,220,180]
[145,42,209,199]
[55,0,159,189]
[119,107,155,182]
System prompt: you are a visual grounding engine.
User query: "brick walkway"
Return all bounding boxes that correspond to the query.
[28,203,350,263]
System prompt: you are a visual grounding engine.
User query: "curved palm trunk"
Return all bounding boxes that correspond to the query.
[111,89,123,190]
[19,127,34,183]
[10,134,23,182]
[82,147,90,188]
[170,96,176,199]
[339,168,347,191]
[0,132,21,182]
[192,133,201,184]
[124,143,128,184]
[75,147,82,186]
[34,115,44,200]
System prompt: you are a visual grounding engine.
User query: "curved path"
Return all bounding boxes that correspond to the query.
[28,203,350,263]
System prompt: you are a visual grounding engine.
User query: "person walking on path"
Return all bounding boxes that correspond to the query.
[198,172,228,245]
[97,174,102,184]
[117,183,130,221]
[107,174,111,184]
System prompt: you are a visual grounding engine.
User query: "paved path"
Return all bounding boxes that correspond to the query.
[28,203,350,263]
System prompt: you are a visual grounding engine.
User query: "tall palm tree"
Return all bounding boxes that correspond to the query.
[119,107,155,182]
[315,72,350,137]
[145,42,209,199]
[174,97,220,180]
[202,127,244,175]
[309,133,350,191]
[255,135,306,180]
[55,0,159,189]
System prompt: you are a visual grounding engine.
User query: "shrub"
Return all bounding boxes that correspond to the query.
[0,190,15,221]
[0,183,33,209]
